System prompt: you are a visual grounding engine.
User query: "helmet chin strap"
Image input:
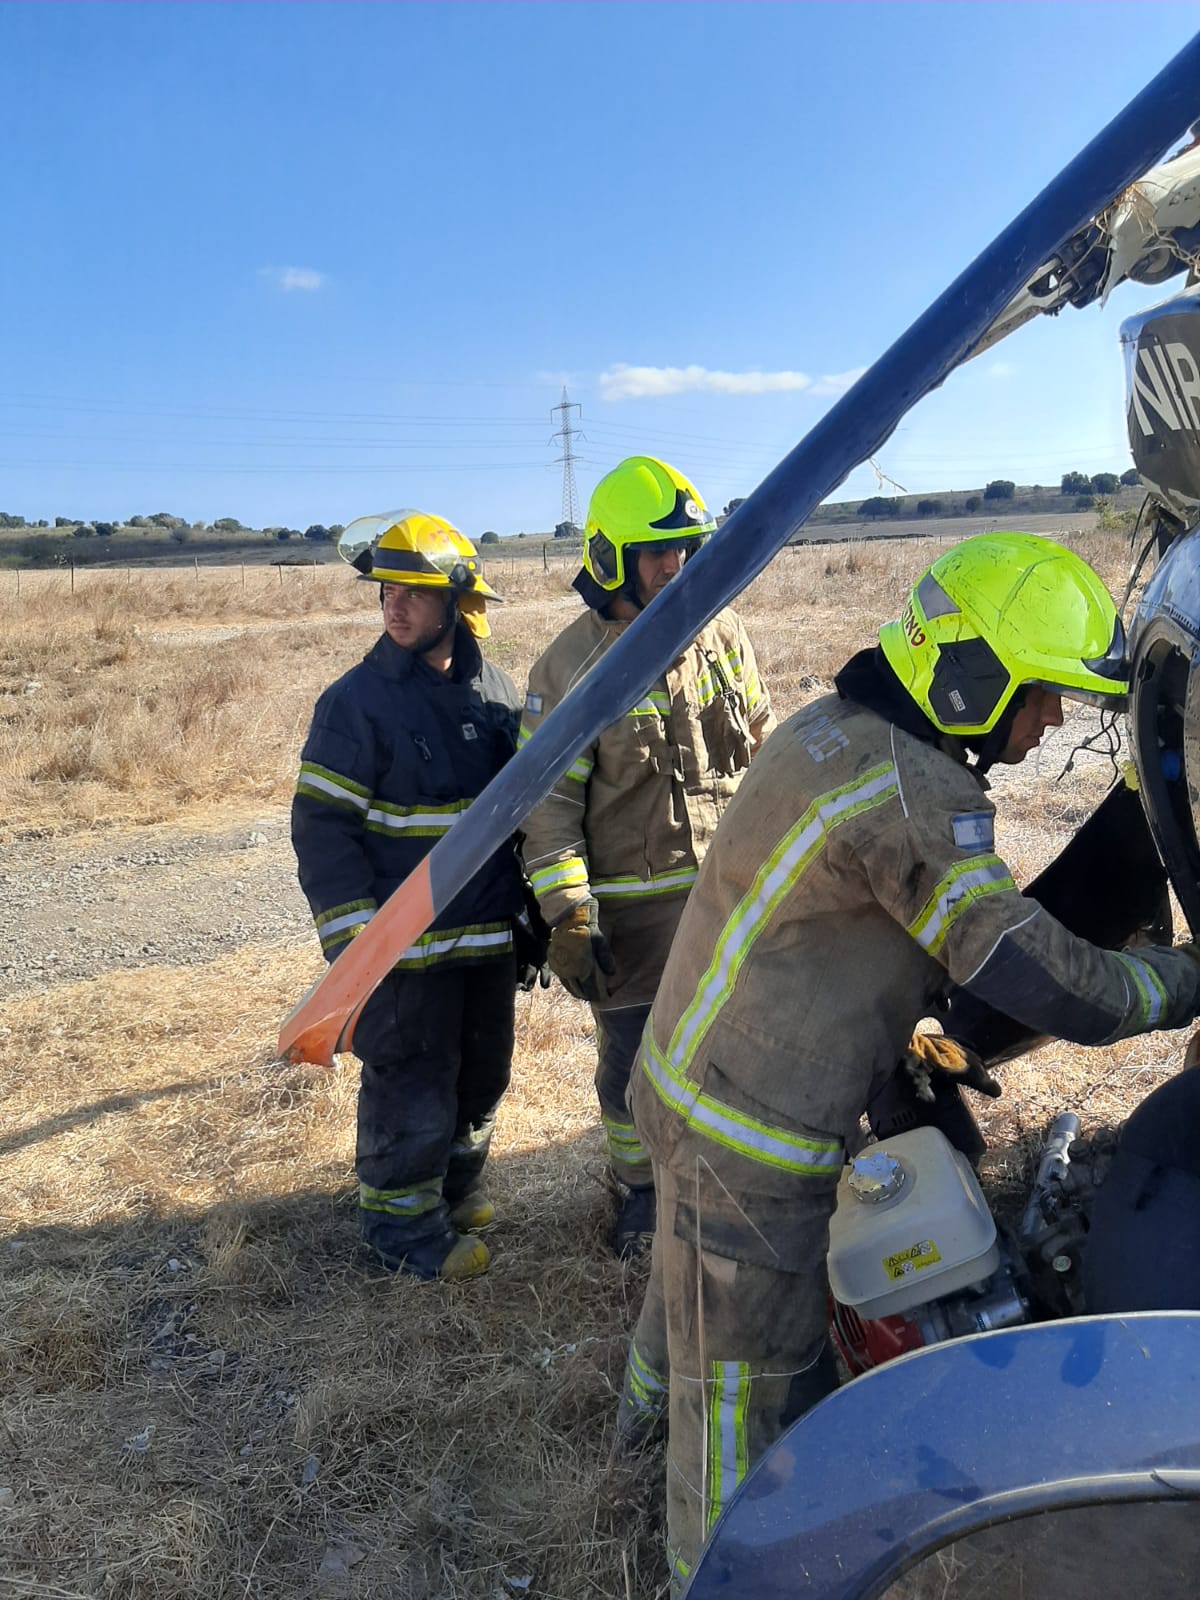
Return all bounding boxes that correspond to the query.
[968,688,1027,776]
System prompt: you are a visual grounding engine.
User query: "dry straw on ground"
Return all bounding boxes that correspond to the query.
[2,527,1190,1597]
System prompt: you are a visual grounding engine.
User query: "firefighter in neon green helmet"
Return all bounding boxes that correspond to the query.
[581,455,717,605]
[520,456,775,1257]
[622,530,1200,1587]
[879,530,1128,767]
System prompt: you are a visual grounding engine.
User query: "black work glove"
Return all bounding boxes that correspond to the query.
[904,1032,1002,1101]
[547,896,617,1002]
[513,882,552,993]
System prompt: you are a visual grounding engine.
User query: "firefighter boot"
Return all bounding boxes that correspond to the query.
[614,1184,657,1259]
[362,1229,490,1282]
[448,1192,496,1231]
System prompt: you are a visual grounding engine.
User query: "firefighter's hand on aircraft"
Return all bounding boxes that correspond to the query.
[547,897,617,1002]
[904,1031,1002,1102]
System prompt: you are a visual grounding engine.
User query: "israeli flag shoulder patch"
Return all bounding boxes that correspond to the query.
[525,691,543,715]
[952,810,994,851]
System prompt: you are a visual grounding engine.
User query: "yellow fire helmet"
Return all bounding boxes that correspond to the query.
[338,509,503,638]
[879,531,1128,737]
[583,455,716,593]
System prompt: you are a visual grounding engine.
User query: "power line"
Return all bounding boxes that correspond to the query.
[550,386,584,530]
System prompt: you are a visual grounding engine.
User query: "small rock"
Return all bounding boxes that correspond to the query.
[318,1541,366,1580]
[167,1259,181,1272]
[239,1444,253,1459]
[22,680,41,695]
[244,832,269,849]
[0,1486,15,1509]
[301,1454,320,1485]
[124,1424,155,1454]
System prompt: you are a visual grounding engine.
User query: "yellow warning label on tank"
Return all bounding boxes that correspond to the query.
[882,1239,943,1280]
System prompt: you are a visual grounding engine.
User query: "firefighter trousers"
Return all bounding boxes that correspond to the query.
[353,955,516,1256]
[622,1158,839,1592]
[592,1002,654,1190]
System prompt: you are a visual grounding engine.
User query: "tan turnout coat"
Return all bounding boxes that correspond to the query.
[520,605,774,1006]
[632,690,1200,1185]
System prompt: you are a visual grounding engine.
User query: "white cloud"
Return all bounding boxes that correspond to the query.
[599,363,864,400]
[808,368,865,396]
[986,361,1017,379]
[260,266,328,292]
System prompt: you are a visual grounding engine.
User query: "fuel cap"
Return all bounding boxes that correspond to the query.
[847,1150,907,1203]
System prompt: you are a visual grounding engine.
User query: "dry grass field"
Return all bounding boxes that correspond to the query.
[2,526,1195,1599]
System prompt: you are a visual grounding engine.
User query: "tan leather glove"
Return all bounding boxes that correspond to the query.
[547,897,617,1002]
[904,1032,1002,1101]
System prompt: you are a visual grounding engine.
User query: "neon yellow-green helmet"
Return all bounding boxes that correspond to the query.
[583,455,716,593]
[879,531,1127,737]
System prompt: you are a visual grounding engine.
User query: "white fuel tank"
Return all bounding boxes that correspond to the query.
[827,1125,999,1319]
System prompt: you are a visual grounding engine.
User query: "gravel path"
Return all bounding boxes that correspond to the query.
[5,813,312,997]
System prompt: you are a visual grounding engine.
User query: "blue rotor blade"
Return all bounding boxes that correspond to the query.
[281,32,1200,1064]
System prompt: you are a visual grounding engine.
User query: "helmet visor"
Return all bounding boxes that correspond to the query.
[1035,617,1130,710]
[637,535,705,559]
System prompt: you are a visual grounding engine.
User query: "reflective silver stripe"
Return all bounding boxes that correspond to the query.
[909,855,1014,953]
[367,801,467,831]
[397,928,512,963]
[529,857,589,895]
[592,867,697,899]
[1115,951,1167,1028]
[319,907,375,939]
[669,764,899,1074]
[706,1361,750,1533]
[642,1035,842,1176]
[297,767,369,809]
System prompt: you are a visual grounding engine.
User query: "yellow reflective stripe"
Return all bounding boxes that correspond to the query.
[393,921,513,970]
[1114,951,1168,1028]
[359,1176,442,1216]
[296,761,371,811]
[520,720,593,783]
[706,1361,751,1533]
[907,854,1014,955]
[667,762,899,1076]
[627,1339,667,1407]
[592,867,697,901]
[626,689,671,717]
[641,1033,843,1175]
[366,797,470,838]
[600,1111,646,1163]
[529,856,589,896]
[315,899,377,950]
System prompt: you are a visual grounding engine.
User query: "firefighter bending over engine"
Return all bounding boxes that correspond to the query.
[621,531,1200,1589]
[292,511,538,1282]
[520,456,775,1256]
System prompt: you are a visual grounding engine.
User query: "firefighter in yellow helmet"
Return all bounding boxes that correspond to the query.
[292,510,541,1281]
[622,532,1200,1589]
[519,457,775,1256]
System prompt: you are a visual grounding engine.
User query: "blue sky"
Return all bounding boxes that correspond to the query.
[2,2,1198,536]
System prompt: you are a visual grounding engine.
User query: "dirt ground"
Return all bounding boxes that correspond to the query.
[4,535,1199,1598]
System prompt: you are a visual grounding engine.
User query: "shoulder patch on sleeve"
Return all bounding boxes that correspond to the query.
[952,810,994,851]
[524,691,543,715]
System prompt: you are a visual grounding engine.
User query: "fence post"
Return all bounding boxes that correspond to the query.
[70,560,75,595]
[241,563,246,592]
[194,556,200,584]
[15,569,19,597]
